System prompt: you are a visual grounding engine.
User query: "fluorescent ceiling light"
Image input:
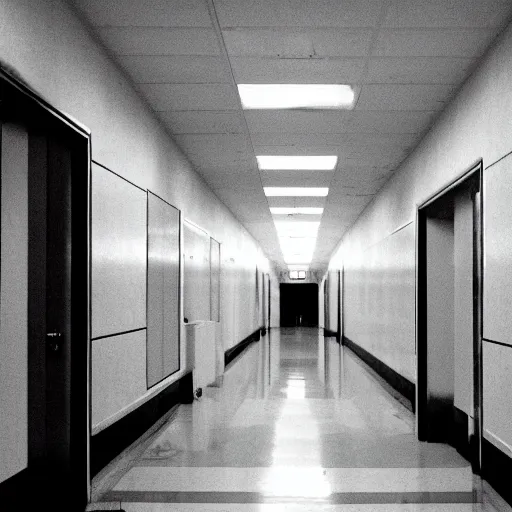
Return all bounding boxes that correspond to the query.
[288,265,309,271]
[257,155,337,170]
[264,187,328,197]
[275,221,320,233]
[270,207,324,215]
[238,84,355,110]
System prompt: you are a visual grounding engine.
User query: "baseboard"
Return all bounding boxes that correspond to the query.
[323,328,337,338]
[90,371,193,477]
[452,407,471,460]
[342,336,415,411]
[482,437,512,507]
[224,328,261,367]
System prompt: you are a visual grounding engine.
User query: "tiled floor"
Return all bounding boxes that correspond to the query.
[95,328,511,511]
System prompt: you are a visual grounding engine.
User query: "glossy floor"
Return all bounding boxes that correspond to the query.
[95,328,511,511]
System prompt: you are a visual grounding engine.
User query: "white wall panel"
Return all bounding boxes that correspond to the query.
[0,123,28,483]
[343,223,416,381]
[147,192,180,388]
[184,221,211,322]
[92,331,147,428]
[454,191,474,415]
[327,271,339,333]
[483,341,512,455]
[91,164,147,338]
[484,154,512,345]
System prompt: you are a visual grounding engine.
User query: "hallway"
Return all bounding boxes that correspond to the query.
[93,329,508,511]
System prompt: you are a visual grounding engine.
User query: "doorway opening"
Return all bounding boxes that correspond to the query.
[417,161,482,472]
[0,72,90,509]
[280,283,319,327]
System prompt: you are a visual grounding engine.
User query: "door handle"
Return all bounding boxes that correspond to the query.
[47,332,62,352]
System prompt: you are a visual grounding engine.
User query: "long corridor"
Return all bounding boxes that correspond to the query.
[94,329,509,511]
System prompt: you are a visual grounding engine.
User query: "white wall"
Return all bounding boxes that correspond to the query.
[329,19,512,455]
[0,0,279,453]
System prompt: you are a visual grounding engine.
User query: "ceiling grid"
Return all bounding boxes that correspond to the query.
[72,0,512,271]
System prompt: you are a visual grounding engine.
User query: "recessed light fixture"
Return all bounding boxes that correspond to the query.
[257,155,337,170]
[270,207,324,215]
[288,265,309,271]
[238,84,355,110]
[264,187,329,197]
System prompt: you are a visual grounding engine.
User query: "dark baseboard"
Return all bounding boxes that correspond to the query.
[452,407,471,460]
[324,328,337,338]
[0,467,83,511]
[90,371,193,477]
[482,438,512,507]
[342,336,415,411]
[225,328,261,367]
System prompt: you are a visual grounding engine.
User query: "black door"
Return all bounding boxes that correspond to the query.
[0,73,90,511]
[280,283,319,327]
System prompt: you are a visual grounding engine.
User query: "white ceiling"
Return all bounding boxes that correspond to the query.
[73,0,512,271]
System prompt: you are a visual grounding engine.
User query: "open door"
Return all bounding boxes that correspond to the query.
[417,162,483,472]
[0,72,90,509]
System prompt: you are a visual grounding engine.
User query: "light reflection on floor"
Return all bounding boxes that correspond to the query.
[96,327,511,512]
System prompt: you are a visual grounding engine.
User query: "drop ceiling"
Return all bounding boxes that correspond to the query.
[72,0,512,271]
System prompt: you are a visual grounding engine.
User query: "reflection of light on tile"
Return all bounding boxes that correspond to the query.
[285,378,305,399]
[261,467,331,497]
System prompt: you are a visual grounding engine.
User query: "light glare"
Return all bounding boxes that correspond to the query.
[264,187,328,197]
[238,84,355,110]
[270,207,324,215]
[257,155,337,170]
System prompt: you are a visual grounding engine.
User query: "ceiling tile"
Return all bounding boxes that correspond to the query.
[366,57,475,84]
[231,57,365,83]
[251,132,418,148]
[73,0,213,27]
[174,134,253,154]
[246,111,352,134]
[261,170,334,186]
[222,28,373,58]
[215,0,384,28]
[96,27,220,56]
[333,166,393,184]
[356,84,456,111]
[374,29,497,58]
[118,56,232,83]
[349,110,436,133]
[160,111,245,134]
[202,170,262,190]
[138,84,239,111]
[383,0,512,29]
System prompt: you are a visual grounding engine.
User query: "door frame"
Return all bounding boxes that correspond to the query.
[416,160,483,472]
[0,69,91,505]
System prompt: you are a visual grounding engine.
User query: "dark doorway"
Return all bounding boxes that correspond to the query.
[280,283,319,327]
[0,72,90,510]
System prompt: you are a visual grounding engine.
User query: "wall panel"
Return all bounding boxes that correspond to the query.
[92,330,147,428]
[484,155,512,345]
[91,164,147,339]
[483,341,512,455]
[0,123,28,483]
[147,192,180,388]
[184,221,210,322]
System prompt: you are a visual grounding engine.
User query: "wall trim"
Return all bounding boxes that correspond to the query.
[482,437,512,507]
[90,371,193,477]
[323,328,338,338]
[224,328,261,368]
[343,336,415,411]
[453,407,471,460]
